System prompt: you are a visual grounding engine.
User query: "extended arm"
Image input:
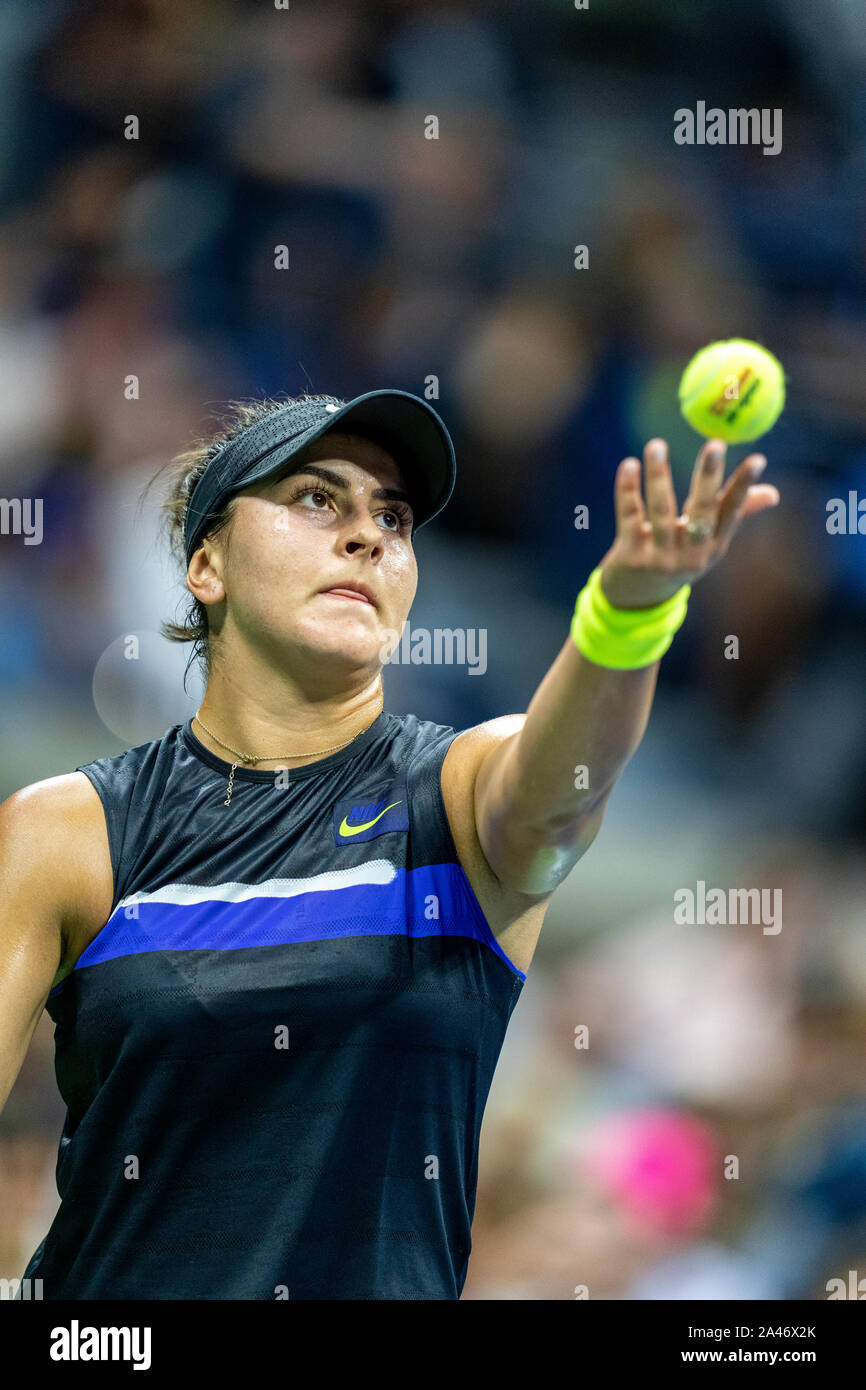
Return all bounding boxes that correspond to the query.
[473,437,780,895]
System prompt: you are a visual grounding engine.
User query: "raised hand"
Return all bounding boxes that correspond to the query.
[598,437,781,609]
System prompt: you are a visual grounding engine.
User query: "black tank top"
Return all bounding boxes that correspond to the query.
[21,711,525,1299]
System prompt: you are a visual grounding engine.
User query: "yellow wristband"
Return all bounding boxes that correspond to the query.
[570,567,690,669]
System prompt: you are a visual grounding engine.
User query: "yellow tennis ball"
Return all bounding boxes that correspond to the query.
[678,338,785,443]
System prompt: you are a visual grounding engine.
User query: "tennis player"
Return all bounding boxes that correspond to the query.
[0,389,778,1299]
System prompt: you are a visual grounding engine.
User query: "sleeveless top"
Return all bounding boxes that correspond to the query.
[21,711,525,1300]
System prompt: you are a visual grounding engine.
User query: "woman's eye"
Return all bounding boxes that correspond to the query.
[291,485,410,531]
[299,489,331,509]
[382,508,414,532]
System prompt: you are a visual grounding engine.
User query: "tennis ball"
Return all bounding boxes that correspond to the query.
[678,339,785,443]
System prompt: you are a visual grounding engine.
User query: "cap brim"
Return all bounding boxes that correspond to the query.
[240,389,456,532]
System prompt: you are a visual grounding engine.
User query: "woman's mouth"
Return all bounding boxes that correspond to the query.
[321,588,375,606]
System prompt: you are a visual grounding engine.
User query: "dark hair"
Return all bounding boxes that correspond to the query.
[145,393,344,686]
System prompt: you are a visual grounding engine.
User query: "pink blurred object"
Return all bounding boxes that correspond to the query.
[578,1109,720,1237]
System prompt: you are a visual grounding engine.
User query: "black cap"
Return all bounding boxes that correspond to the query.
[184,389,456,565]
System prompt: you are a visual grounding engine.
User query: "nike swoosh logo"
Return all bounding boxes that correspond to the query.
[338,800,403,836]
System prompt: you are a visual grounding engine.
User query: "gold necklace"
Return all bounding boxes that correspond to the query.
[193,694,383,806]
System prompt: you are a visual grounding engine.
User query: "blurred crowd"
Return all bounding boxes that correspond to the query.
[1,0,864,1298]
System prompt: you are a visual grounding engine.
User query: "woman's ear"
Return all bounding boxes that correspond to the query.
[186,541,227,606]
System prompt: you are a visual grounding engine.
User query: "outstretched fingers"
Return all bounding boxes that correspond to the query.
[613,455,648,544]
[612,439,779,563]
[643,438,679,548]
[715,453,778,544]
[681,438,726,528]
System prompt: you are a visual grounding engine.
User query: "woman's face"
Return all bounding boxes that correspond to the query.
[192,431,419,681]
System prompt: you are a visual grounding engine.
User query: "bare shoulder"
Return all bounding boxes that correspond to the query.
[440,715,552,976]
[0,772,114,983]
[2,770,109,846]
